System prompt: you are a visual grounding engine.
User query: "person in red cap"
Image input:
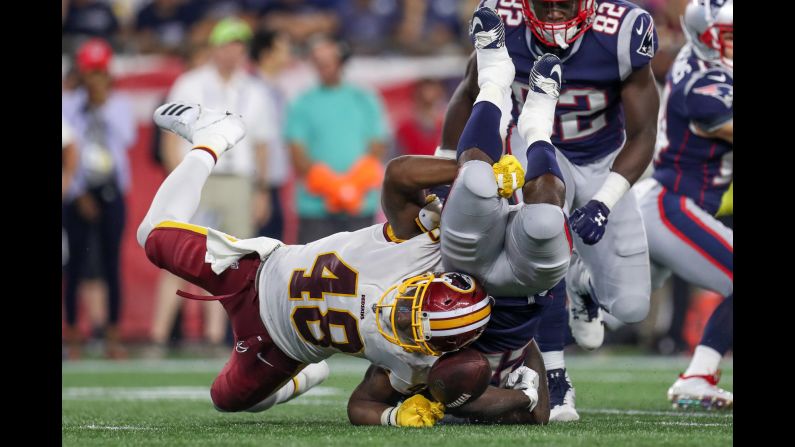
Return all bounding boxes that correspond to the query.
[62,38,136,360]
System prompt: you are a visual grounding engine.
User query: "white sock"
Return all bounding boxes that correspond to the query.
[517,90,557,146]
[192,132,228,158]
[474,82,513,143]
[244,378,296,413]
[684,345,722,377]
[136,150,215,247]
[476,45,514,90]
[541,350,566,371]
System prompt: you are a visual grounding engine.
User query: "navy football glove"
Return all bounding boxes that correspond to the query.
[570,200,610,245]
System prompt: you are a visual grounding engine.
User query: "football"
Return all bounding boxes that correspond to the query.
[427,347,492,409]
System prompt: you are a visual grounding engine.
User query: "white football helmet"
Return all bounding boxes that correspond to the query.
[681,0,731,65]
[713,0,733,70]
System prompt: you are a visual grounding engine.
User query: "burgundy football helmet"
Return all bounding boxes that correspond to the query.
[376,272,493,356]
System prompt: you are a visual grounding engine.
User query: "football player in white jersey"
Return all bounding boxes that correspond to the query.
[137,94,560,426]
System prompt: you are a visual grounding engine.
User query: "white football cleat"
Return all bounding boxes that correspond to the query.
[566,251,604,351]
[153,102,246,160]
[291,361,330,399]
[667,371,733,410]
[548,368,580,422]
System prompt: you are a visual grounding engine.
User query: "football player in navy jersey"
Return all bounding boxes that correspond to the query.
[633,0,733,410]
[437,0,660,421]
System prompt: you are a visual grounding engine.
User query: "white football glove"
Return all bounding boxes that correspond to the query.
[506,366,540,411]
[416,194,443,232]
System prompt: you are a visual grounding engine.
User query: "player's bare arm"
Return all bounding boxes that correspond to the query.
[612,64,660,185]
[381,155,458,240]
[450,340,550,425]
[347,365,406,425]
[439,52,478,155]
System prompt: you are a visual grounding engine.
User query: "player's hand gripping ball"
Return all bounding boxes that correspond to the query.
[395,394,445,427]
[505,365,540,411]
[492,155,525,198]
[428,347,491,409]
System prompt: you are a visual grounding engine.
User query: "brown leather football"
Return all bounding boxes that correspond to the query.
[427,347,492,409]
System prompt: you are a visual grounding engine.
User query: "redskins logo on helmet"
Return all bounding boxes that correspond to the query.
[521,0,597,49]
[375,272,493,356]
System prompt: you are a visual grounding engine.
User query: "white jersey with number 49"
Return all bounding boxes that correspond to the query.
[258,223,443,394]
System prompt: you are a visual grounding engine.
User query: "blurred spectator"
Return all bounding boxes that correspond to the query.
[255,0,340,46]
[640,0,689,83]
[62,118,79,201]
[151,17,275,354]
[63,119,79,269]
[286,35,389,243]
[334,0,400,55]
[63,0,121,53]
[394,0,463,55]
[62,38,136,359]
[197,0,251,19]
[395,78,446,156]
[250,29,293,240]
[134,0,201,55]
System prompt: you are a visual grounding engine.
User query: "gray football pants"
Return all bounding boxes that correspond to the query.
[511,136,651,323]
[440,160,570,297]
[633,178,733,297]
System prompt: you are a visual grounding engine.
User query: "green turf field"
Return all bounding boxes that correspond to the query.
[62,354,732,446]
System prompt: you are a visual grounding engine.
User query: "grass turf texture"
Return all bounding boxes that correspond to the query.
[63,355,732,446]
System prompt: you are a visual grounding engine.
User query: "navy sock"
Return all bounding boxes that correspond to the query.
[457,101,503,163]
[536,280,570,352]
[525,140,563,182]
[699,294,733,355]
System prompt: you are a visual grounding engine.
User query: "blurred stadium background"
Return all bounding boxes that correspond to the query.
[61,0,730,362]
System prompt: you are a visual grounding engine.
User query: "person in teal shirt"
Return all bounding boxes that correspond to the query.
[286,36,389,243]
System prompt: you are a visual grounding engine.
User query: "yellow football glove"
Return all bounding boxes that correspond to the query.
[492,154,525,198]
[716,182,733,217]
[395,394,446,427]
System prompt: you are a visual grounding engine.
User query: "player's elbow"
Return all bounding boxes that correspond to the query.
[610,293,650,323]
[535,406,550,425]
[346,399,373,426]
[384,156,414,190]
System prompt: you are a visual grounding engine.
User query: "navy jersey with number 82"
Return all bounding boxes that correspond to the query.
[483,0,658,164]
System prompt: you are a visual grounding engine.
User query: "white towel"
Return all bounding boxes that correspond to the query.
[204,227,283,274]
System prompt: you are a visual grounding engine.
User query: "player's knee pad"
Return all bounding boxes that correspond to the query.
[608,293,650,324]
[524,141,563,182]
[210,378,246,413]
[459,160,499,200]
[519,203,566,241]
[210,393,240,413]
[511,204,570,289]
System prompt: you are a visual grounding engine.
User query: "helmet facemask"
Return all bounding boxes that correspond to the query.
[715,24,732,70]
[375,272,493,357]
[522,0,596,49]
[375,273,439,356]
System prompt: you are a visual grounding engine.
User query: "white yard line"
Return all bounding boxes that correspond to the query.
[79,425,157,431]
[580,408,733,418]
[62,356,732,375]
[634,420,731,427]
[63,386,342,401]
